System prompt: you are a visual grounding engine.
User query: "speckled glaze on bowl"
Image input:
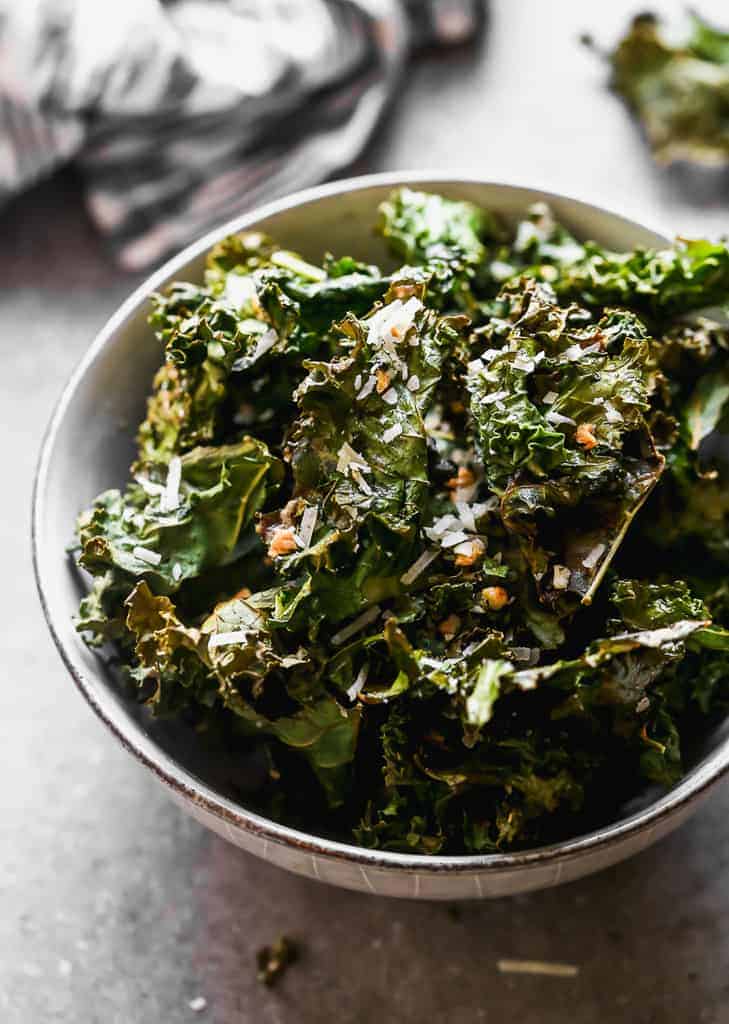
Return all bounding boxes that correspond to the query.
[33,173,729,900]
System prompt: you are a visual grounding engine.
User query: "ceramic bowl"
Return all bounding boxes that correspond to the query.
[33,172,729,899]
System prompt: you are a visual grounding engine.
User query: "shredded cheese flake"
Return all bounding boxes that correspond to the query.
[382,423,403,444]
[553,564,571,589]
[347,663,369,701]
[209,629,253,649]
[440,530,471,549]
[400,548,440,586]
[381,387,398,406]
[582,543,606,570]
[133,545,162,566]
[161,455,182,513]
[331,605,381,646]
[356,376,376,401]
[298,506,318,549]
[455,501,476,533]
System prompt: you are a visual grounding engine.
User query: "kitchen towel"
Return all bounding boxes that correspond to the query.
[0,0,483,268]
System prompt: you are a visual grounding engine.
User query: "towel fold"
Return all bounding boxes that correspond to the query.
[0,0,483,268]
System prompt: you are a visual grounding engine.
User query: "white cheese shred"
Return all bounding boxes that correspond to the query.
[209,630,251,649]
[455,501,476,533]
[552,564,571,589]
[482,390,509,406]
[298,505,318,549]
[400,548,440,586]
[331,605,382,647]
[132,545,162,567]
[381,387,398,406]
[347,662,369,701]
[440,530,471,549]
[581,543,606,570]
[160,455,182,513]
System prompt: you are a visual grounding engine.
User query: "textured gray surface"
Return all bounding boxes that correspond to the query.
[4,1,729,1021]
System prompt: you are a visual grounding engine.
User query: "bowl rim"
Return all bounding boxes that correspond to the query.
[32,169,729,875]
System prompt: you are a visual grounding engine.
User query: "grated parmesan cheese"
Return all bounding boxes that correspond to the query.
[209,630,252,649]
[351,468,373,495]
[542,390,558,405]
[581,543,606,570]
[382,423,403,444]
[347,662,369,701]
[160,455,182,513]
[497,960,579,978]
[337,442,369,475]
[407,375,420,392]
[604,402,622,424]
[223,274,258,308]
[400,548,440,586]
[455,501,476,533]
[172,562,183,581]
[133,545,162,567]
[381,387,398,406]
[481,390,509,406]
[331,605,382,646]
[440,530,471,549]
[546,410,576,426]
[357,376,376,401]
[552,564,571,589]
[298,505,318,549]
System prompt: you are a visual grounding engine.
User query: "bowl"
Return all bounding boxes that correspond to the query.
[33,172,729,900]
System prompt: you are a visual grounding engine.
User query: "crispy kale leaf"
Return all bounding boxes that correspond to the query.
[610,12,729,167]
[78,439,282,590]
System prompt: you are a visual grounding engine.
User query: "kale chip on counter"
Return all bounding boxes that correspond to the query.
[609,11,729,166]
[74,188,729,854]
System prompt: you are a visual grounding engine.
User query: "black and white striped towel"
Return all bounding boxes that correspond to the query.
[0,0,483,268]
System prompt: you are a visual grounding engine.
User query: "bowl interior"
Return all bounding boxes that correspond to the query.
[34,177,729,859]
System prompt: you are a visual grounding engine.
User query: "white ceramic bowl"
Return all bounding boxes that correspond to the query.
[33,172,729,900]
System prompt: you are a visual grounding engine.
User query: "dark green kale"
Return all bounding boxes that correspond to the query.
[609,11,729,167]
[74,188,729,854]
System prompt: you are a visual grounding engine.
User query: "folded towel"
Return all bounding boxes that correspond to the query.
[0,0,483,268]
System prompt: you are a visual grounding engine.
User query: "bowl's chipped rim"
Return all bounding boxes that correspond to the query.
[32,171,729,874]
